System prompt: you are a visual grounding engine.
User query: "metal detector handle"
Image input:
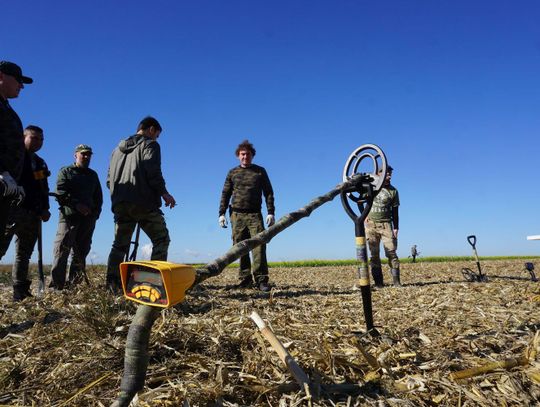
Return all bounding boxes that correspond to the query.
[467,235,476,249]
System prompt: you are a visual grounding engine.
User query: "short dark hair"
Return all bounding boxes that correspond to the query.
[25,125,43,134]
[235,140,256,156]
[137,116,162,132]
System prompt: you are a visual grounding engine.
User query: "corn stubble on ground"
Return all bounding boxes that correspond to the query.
[0,259,539,406]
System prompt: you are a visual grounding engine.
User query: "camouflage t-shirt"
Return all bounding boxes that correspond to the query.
[219,164,275,216]
[367,185,399,223]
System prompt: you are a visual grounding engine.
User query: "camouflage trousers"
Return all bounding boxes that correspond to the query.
[366,220,400,271]
[0,207,40,286]
[50,213,97,289]
[231,212,268,284]
[106,202,170,287]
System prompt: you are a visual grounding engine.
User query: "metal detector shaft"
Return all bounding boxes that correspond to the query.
[340,144,387,335]
[37,220,45,295]
[341,191,376,333]
[354,212,375,332]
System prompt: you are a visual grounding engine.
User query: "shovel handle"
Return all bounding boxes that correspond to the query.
[467,235,476,248]
[37,220,45,293]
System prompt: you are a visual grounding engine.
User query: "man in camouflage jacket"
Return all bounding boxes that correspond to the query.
[50,144,102,290]
[365,166,401,287]
[219,140,275,292]
[0,126,50,301]
[0,61,33,234]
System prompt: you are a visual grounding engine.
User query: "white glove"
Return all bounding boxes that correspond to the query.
[218,215,228,228]
[266,214,275,227]
[0,171,19,196]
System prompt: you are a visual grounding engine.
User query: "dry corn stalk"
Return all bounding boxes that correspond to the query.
[450,356,529,380]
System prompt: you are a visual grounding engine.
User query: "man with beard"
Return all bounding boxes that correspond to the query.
[218,140,275,292]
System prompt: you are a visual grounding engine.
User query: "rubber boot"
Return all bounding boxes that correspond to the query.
[391,269,402,287]
[371,267,384,288]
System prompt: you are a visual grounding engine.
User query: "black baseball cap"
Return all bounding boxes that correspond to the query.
[0,61,33,84]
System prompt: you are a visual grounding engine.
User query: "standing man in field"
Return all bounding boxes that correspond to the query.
[0,125,51,301]
[105,116,176,293]
[50,145,103,290]
[219,140,275,292]
[410,245,419,263]
[365,166,401,287]
[0,61,33,234]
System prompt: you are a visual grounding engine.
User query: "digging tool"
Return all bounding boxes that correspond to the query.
[461,235,487,282]
[341,144,387,335]
[250,311,312,392]
[125,224,141,262]
[37,220,45,295]
[112,146,387,407]
[525,262,538,282]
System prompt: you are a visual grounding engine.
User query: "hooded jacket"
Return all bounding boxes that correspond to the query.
[107,134,168,211]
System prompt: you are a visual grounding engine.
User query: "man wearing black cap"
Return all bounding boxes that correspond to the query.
[0,61,33,235]
[50,145,103,290]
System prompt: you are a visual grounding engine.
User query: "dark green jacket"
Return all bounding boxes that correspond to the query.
[55,164,103,218]
[107,134,168,211]
[0,98,25,181]
[219,164,275,216]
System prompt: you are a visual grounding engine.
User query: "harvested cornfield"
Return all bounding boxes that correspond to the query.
[1,259,539,406]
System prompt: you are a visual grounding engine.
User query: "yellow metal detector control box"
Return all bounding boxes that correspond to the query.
[120,261,196,308]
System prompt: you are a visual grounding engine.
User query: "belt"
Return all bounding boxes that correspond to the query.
[231,208,260,214]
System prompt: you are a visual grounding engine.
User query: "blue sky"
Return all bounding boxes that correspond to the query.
[2,1,540,265]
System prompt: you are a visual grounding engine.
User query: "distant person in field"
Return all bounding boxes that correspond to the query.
[105,116,176,293]
[410,245,419,263]
[0,126,50,301]
[365,165,401,287]
[0,61,33,236]
[50,144,103,290]
[218,140,275,292]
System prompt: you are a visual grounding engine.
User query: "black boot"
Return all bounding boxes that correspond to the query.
[13,281,32,302]
[371,267,384,288]
[391,269,402,287]
[106,274,122,294]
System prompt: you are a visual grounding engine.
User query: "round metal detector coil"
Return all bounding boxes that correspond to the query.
[342,144,388,203]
